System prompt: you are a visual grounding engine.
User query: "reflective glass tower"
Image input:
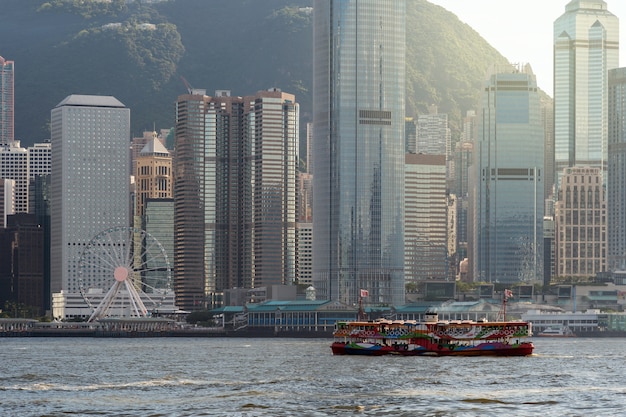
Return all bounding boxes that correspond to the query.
[175,89,298,310]
[471,64,544,283]
[608,68,626,270]
[554,0,619,186]
[312,0,406,305]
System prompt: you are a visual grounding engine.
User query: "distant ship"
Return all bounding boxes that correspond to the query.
[331,312,534,357]
[536,326,576,337]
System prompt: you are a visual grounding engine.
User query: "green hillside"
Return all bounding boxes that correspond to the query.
[0,0,509,146]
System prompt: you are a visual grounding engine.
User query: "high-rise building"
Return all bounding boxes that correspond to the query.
[174,88,299,310]
[0,178,15,227]
[405,117,417,154]
[0,214,44,315]
[541,97,555,200]
[416,105,451,157]
[0,141,29,213]
[470,64,544,283]
[555,167,606,278]
[405,154,448,283]
[553,0,619,186]
[607,67,626,270]
[312,0,406,306]
[452,140,473,268]
[135,133,172,217]
[50,95,130,298]
[0,55,14,146]
[28,141,51,179]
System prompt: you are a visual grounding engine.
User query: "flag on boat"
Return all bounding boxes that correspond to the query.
[504,289,513,299]
[360,289,369,297]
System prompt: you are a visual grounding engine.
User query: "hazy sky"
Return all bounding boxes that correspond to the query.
[428,0,626,97]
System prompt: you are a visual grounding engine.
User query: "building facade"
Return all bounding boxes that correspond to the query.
[0,141,29,213]
[0,56,14,146]
[555,167,607,278]
[470,64,544,283]
[405,154,448,283]
[607,67,626,270]
[135,133,172,217]
[416,105,451,157]
[312,0,406,306]
[50,95,130,297]
[553,0,619,186]
[174,89,299,310]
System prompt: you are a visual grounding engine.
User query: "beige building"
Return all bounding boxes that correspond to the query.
[555,167,607,279]
[135,132,173,217]
[405,153,448,283]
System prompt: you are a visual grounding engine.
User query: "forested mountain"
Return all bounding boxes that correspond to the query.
[0,0,510,147]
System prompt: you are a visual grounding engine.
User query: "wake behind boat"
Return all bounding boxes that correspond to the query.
[331,313,534,356]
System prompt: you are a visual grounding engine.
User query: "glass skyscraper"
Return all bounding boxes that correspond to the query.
[470,64,544,283]
[608,68,626,270]
[175,89,299,310]
[553,0,619,186]
[312,0,406,305]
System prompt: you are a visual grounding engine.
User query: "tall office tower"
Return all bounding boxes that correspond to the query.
[541,97,555,200]
[607,67,626,270]
[306,122,313,173]
[405,117,417,154]
[0,179,15,227]
[0,56,14,146]
[28,141,51,179]
[175,88,299,310]
[452,140,473,264]
[50,95,130,297]
[554,0,619,187]
[312,0,406,306]
[131,129,169,173]
[417,105,451,157]
[135,133,172,217]
[405,154,448,283]
[0,214,44,315]
[144,198,174,293]
[460,110,478,143]
[296,222,313,286]
[0,141,29,213]
[470,64,544,283]
[555,167,606,278]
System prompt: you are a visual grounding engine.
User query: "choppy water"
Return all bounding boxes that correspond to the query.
[1,337,625,416]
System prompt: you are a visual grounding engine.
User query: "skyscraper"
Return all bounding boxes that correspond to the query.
[470,64,544,283]
[607,67,626,270]
[174,88,299,310]
[555,166,606,277]
[553,0,619,186]
[416,105,450,157]
[405,154,448,283]
[50,95,130,297]
[312,1,406,305]
[0,55,14,146]
[0,141,28,213]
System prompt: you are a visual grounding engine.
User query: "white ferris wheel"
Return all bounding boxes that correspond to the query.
[78,226,172,322]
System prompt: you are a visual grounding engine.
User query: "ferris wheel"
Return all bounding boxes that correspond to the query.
[78,226,172,322]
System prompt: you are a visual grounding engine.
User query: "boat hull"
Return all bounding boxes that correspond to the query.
[331,341,534,357]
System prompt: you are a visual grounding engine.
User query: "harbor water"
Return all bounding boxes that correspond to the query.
[1,337,625,416]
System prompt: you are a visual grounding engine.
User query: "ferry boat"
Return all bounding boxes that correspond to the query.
[331,314,534,356]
